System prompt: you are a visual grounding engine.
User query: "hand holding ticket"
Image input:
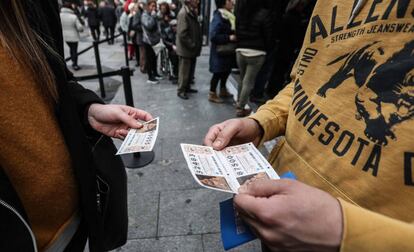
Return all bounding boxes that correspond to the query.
[116,118,159,155]
[181,143,279,193]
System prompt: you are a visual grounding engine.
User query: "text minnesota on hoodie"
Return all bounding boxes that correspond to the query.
[283,0,414,193]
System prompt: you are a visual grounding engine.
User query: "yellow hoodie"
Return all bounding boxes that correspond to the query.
[250,0,414,251]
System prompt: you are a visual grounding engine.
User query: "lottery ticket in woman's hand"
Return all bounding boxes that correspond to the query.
[116,117,159,155]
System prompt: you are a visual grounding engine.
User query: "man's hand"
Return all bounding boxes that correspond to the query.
[234,179,343,252]
[87,104,153,139]
[203,118,263,150]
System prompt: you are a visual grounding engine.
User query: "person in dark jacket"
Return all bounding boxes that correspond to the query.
[141,0,162,84]
[267,0,315,97]
[161,19,179,82]
[250,0,286,103]
[84,2,101,41]
[234,0,273,117]
[208,0,236,103]
[99,1,117,44]
[0,1,152,251]
[175,0,202,100]
[131,1,147,72]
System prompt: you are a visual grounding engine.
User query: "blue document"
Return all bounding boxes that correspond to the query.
[220,171,297,250]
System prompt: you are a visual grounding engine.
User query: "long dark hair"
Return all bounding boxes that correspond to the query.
[0,0,58,102]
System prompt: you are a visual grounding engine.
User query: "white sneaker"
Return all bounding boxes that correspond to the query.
[147,79,159,84]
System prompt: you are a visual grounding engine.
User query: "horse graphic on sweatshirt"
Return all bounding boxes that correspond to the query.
[317,40,414,146]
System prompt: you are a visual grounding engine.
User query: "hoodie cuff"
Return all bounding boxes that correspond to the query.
[249,110,283,146]
[338,198,414,252]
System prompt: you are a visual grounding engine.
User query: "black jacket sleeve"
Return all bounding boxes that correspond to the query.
[34,1,104,135]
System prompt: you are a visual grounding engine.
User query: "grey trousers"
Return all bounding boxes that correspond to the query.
[236,52,266,108]
[178,56,197,93]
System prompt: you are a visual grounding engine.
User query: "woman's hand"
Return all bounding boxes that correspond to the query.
[87,104,153,139]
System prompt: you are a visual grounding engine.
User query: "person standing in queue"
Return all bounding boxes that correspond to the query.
[60,1,84,71]
[233,0,273,116]
[99,0,117,44]
[208,0,236,103]
[176,0,202,100]
[141,0,162,84]
[84,2,101,41]
[0,1,153,251]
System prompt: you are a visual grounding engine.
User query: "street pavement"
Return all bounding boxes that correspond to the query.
[65,32,263,252]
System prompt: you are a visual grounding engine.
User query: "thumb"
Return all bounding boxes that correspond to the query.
[119,111,142,129]
[238,179,293,197]
[212,122,240,150]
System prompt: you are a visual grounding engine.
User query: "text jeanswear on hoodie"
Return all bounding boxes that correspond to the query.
[249,0,414,251]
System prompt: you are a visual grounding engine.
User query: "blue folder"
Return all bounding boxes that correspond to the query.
[220,171,297,250]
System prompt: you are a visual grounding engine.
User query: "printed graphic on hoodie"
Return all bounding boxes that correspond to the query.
[317,40,414,146]
[285,1,414,182]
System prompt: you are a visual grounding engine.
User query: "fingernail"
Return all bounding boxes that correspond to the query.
[213,140,222,148]
[137,122,142,127]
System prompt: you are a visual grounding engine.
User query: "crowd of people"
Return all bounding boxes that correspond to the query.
[59,0,315,116]
[2,0,414,251]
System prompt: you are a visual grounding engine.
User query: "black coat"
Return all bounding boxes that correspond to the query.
[85,6,101,27]
[234,4,274,52]
[99,6,117,27]
[0,1,107,251]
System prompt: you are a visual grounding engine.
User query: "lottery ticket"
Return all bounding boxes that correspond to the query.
[181,143,279,193]
[116,117,159,155]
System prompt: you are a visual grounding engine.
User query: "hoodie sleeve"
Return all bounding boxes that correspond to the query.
[338,199,414,252]
[248,57,300,145]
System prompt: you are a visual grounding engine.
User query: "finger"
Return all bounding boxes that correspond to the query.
[122,106,154,122]
[203,124,223,147]
[234,193,268,219]
[212,121,240,150]
[132,109,153,122]
[117,129,129,138]
[115,109,143,129]
[238,179,294,197]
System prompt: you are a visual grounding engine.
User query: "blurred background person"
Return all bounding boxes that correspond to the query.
[60,1,84,71]
[131,1,147,71]
[176,0,202,100]
[234,0,273,117]
[249,0,286,104]
[158,1,176,21]
[161,19,179,83]
[141,0,162,84]
[120,2,133,59]
[267,0,315,97]
[208,0,236,104]
[115,0,125,20]
[84,1,101,41]
[99,0,117,44]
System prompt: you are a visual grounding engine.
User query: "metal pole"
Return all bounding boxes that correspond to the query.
[93,41,106,98]
[122,31,130,67]
[121,67,134,107]
[119,66,155,168]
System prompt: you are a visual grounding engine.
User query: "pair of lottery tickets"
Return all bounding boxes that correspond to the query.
[181,143,279,193]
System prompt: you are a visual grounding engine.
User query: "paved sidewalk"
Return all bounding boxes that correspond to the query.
[65,33,262,252]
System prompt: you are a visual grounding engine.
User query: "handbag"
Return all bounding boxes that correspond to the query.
[216,43,236,56]
[92,135,128,251]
